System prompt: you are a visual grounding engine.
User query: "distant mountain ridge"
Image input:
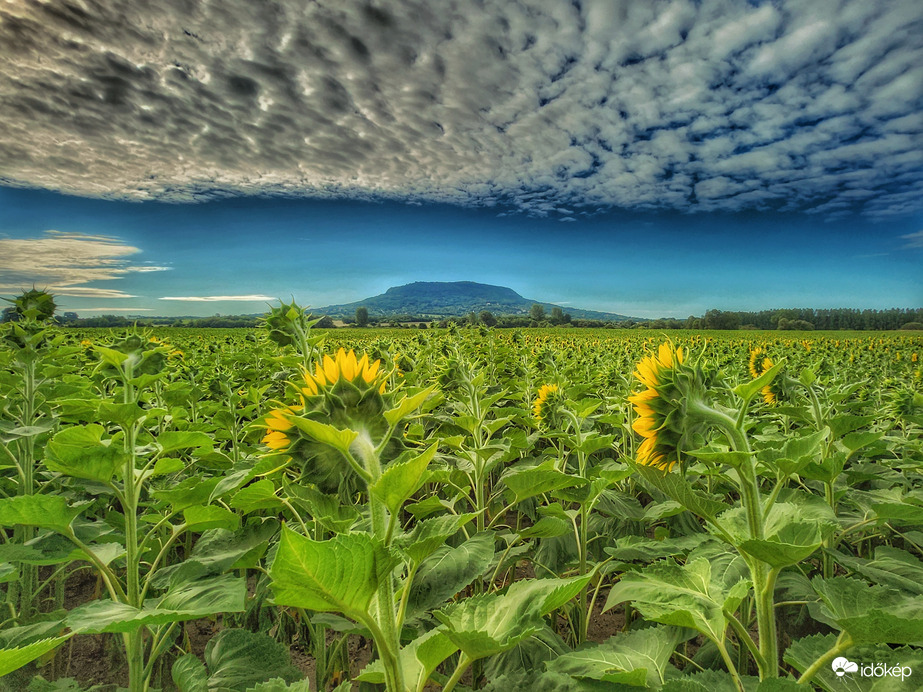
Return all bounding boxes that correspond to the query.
[313,281,633,321]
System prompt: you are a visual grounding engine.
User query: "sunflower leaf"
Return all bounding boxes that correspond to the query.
[733,359,785,403]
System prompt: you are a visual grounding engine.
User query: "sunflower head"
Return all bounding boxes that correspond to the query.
[748,350,782,405]
[757,356,783,405]
[533,383,565,427]
[262,348,396,494]
[301,348,385,395]
[94,331,169,379]
[748,347,768,379]
[628,342,714,472]
[3,288,57,323]
[262,299,314,348]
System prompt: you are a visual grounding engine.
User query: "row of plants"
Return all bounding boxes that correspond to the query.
[0,291,921,691]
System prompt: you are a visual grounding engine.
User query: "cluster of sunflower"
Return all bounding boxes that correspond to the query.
[261,348,395,493]
[627,343,717,472]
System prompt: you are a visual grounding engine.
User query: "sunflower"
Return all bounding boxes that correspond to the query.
[260,348,393,494]
[748,347,767,379]
[533,383,560,422]
[748,349,780,405]
[759,361,778,404]
[300,348,385,396]
[628,343,686,472]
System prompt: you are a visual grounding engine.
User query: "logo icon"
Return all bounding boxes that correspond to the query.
[832,657,859,677]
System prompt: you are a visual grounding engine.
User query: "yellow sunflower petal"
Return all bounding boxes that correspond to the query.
[262,430,290,451]
[266,409,293,431]
[632,415,658,438]
[657,343,674,368]
[323,353,340,382]
[364,358,382,384]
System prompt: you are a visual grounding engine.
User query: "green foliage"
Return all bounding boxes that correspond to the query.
[0,323,920,691]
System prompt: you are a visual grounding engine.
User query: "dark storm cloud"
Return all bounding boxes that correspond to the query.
[0,0,921,217]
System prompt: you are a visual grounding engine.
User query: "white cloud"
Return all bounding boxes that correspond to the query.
[901,230,923,248]
[0,231,166,297]
[70,307,153,312]
[160,295,275,302]
[0,0,920,219]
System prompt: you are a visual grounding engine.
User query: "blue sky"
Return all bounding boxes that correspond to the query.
[0,0,921,318]
[1,187,918,318]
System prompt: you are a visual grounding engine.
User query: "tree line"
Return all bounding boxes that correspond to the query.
[4,305,921,331]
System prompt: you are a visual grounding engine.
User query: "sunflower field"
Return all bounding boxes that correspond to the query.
[1,299,922,692]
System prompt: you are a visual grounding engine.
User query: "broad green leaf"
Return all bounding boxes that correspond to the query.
[269,526,399,622]
[687,447,751,468]
[0,495,82,534]
[733,359,784,402]
[209,455,289,503]
[784,633,923,692]
[356,629,459,688]
[643,500,685,520]
[576,433,615,456]
[156,431,214,455]
[826,415,875,439]
[384,385,437,426]
[633,463,731,522]
[67,575,246,633]
[739,522,824,568]
[0,535,120,567]
[393,512,478,565]
[830,546,923,596]
[150,457,185,477]
[406,495,450,520]
[244,680,313,692]
[230,479,281,513]
[408,531,495,616]
[204,628,301,689]
[93,345,129,368]
[841,431,884,455]
[0,420,54,440]
[97,401,147,428]
[811,576,923,644]
[153,477,223,511]
[546,626,688,687]
[172,653,208,692]
[758,429,828,476]
[44,424,126,483]
[287,416,357,455]
[605,534,715,562]
[660,670,801,692]
[717,497,835,566]
[283,482,360,534]
[0,636,71,677]
[484,625,569,681]
[871,501,923,526]
[519,516,571,538]
[501,459,588,503]
[183,505,241,532]
[369,443,436,515]
[435,575,592,661]
[188,519,280,572]
[604,554,749,644]
[480,670,611,691]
